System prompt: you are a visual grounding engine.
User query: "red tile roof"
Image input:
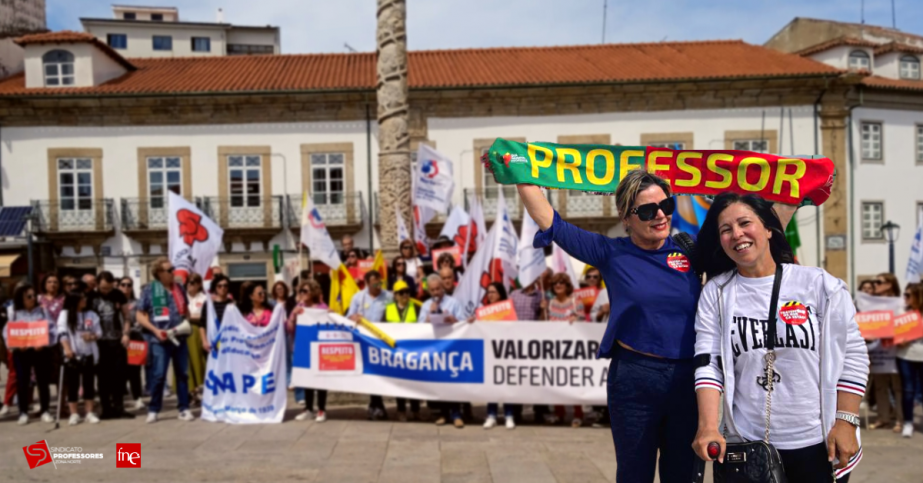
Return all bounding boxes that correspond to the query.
[795,36,879,56]
[861,75,923,91]
[14,30,136,71]
[0,39,840,97]
[874,42,923,56]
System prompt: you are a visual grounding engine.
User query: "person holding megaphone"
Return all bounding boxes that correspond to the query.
[135,257,195,424]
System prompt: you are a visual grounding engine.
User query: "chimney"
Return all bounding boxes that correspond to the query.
[217,8,224,23]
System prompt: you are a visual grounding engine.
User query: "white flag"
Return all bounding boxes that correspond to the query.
[907,212,923,284]
[518,209,547,289]
[299,193,341,270]
[413,205,434,256]
[455,215,501,318]
[168,191,223,282]
[413,144,455,212]
[551,242,580,288]
[464,194,487,265]
[394,204,411,245]
[439,205,470,243]
[493,189,519,292]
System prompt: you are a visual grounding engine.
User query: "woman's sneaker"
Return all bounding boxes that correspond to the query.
[483,415,497,429]
[40,411,54,423]
[505,417,516,430]
[18,414,29,425]
[86,413,100,424]
[902,422,914,438]
[295,410,314,421]
[133,399,146,410]
[571,418,583,428]
[315,411,327,423]
[177,410,195,422]
[68,414,81,426]
[146,412,158,424]
[0,404,10,417]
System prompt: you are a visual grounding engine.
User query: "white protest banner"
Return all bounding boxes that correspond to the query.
[202,301,288,424]
[291,310,607,405]
[300,193,342,270]
[168,191,223,282]
[517,209,546,288]
[907,211,923,283]
[493,189,519,292]
[413,144,455,212]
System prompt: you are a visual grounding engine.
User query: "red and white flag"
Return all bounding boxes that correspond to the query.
[168,191,223,283]
[439,205,470,245]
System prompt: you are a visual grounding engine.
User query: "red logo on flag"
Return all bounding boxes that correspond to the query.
[779,301,809,326]
[667,253,690,273]
[318,344,356,371]
[177,209,209,246]
[116,443,141,468]
[22,440,53,469]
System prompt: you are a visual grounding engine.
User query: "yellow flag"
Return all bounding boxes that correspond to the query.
[329,265,360,315]
[371,250,388,286]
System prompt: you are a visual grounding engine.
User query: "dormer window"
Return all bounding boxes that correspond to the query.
[900,55,921,80]
[848,50,871,71]
[42,50,75,87]
[123,12,136,20]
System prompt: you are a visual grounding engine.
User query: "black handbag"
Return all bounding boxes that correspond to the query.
[713,265,788,483]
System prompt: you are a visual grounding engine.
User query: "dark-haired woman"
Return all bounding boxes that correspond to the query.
[2,284,55,425]
[57,290,102,425]
[474,282,520,430]
[692,193,868,482]
[898,283,923,438]
[239,282,272,327]
[119,276,146,411]
[517,170,797,482]
[200,274,234,352]
[388,256,417,295]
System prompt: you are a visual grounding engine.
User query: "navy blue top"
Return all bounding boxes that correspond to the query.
[534,211,701,359]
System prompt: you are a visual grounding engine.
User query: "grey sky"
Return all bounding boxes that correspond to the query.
[49,0,923,54]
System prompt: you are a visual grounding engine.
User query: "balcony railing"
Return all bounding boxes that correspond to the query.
[121,197,204,230]
[463,187,523,221]
[201,196,285,229]
[30,199,115,233]
[550,190,618,219]
[288,192,364,228]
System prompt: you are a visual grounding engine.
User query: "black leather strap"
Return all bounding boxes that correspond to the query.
[765,264,784,351]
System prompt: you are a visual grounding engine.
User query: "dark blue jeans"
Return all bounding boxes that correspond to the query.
[607,346,698,483]
[146,336,190,413]
[898,358,923,423]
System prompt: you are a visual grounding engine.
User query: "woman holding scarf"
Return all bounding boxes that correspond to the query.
[517,170,796,483]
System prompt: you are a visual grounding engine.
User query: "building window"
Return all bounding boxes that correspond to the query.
[42,50,75,87]
[310,153,344,205]
[191,37,211,52]
[152,35,172,51]
[731,140,768,153]
[148,157,182,208]
[861,122,882,160]
[107,34,127,49]
[862,202,884,240]
[649,142,687,150]
[58,158,93,210]
[151,13,163,21]
[848,50,871,71]
[480,147,516,200]
[901,55,921,80]
[123,12,136,20]
[228,155,261,207]
[227,44,274,55]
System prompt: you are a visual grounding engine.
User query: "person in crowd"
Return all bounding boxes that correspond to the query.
[347,271,392,419]
[119,276,146,411]
[399,240,424,288]
[345,248,363,285]
[868,272,903,432]
[389,256,417,296]
[290,280,330,423]
[510,280,545,321]
[200,274,234,352]
[857,280,876,295]
[692,193,867,482]
[135,257,194,424]
[58,288,102,425]
[270,281,290,309]
[39,273,66,415]
[474,282,519,430]
[82,273,97,293]
[546,272,585,427]
[439,266,458,295]
[419,272,467,428]
[185,273,208,406]
[431,235,453,252]
[383,279,421,422]
[518,170,798,481]
[898,283,923,438]
[436,252,456,273]
[340,234,368,260]
[93,271,134,420]
[2,284,55,425]
[238,282,272,327]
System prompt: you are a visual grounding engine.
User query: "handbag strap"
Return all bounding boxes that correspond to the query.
[763,263,784,443]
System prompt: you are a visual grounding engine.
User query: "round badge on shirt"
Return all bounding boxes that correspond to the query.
[666,252,690,273]
[779,301,809,326]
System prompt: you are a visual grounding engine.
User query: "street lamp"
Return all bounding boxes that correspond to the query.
[881,220,900,274]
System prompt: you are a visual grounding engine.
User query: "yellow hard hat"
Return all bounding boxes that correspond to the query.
[392,279,409,293]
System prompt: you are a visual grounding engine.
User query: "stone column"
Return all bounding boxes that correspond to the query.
[376,0,411,259]
[819,102,849,282]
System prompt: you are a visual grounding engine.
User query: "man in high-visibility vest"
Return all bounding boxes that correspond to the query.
[383,280,420,421]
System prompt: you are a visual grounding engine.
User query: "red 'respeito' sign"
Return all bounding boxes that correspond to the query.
[318,343,356,371]
[855,310,895,339]
[127,340,148,366]
[475,299,518,321]
[894,311,923,345]
[6,321,49,349]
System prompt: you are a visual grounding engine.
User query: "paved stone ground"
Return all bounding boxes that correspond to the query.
[1,384,921,482]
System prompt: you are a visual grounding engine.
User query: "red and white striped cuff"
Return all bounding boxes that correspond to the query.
[836,379,866,397]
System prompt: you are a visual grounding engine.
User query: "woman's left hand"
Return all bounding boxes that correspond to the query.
[827,420,859,469]
[121,334,130,348]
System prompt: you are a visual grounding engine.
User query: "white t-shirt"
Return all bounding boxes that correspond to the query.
[188,292,208,320]
[730,274,823,450]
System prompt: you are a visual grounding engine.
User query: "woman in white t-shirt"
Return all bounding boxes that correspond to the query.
[399,240,424,295]
[58,290,103,426]
[691,193,869,482]
[898,283,923,438]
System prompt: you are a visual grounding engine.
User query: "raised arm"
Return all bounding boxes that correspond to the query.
[517,184,553,230]
[773,203,797,231]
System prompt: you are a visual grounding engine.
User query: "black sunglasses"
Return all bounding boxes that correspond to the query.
[585,274,599,280]
[395,290,410,296]
[299,289,309,294]
[629,198,675,221]
[119,282,132,287]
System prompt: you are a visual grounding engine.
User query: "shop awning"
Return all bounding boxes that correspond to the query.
[0,253,22,277]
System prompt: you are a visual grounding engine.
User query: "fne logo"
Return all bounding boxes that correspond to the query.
[116,444,141,468]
